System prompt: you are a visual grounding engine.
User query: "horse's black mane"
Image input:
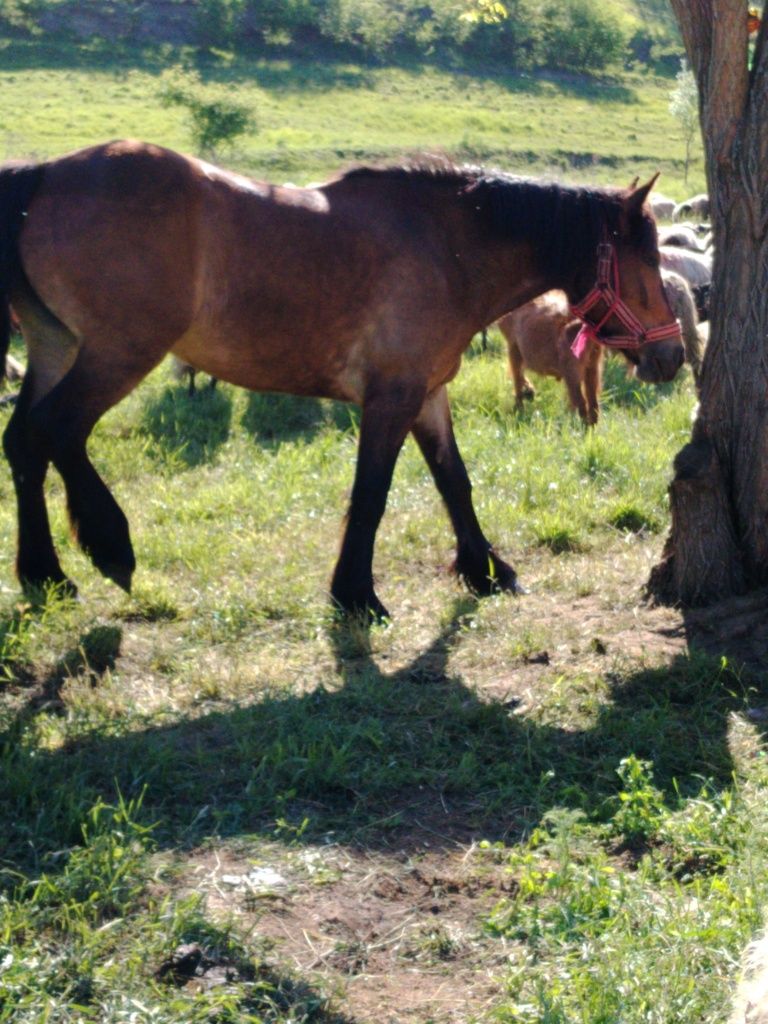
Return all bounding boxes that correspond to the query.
[341,160,658,282]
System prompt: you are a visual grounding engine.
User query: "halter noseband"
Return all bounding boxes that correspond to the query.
[569,241,680,359]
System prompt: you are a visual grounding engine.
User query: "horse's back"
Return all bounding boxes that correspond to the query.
[13,142,481,404]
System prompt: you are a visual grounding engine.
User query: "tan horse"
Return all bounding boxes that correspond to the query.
[497,293,602,425]
[0,140,683,618]
[499,268,703,425]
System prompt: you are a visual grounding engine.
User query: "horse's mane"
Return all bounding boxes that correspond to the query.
[339,161,658,281]
[467,172,658,279]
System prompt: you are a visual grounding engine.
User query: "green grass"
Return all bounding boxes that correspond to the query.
[2,336,765,1022]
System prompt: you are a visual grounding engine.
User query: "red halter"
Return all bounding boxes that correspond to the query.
[569,241,680,359]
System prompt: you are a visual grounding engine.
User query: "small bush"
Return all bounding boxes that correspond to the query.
[158,68,254,155]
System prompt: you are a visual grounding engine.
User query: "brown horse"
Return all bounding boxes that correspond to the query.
[0,140,683,618]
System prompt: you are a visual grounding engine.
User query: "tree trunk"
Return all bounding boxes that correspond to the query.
[648,0,768,607]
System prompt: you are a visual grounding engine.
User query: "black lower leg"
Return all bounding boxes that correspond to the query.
[3,381,71,591]
[55,447,135,592]
[331,383,426,619]
[412,389,518,595]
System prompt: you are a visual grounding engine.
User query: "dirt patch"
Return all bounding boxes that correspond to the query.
[153,574,768,1023]
[170,841,514,1023]
[683,587,768,678]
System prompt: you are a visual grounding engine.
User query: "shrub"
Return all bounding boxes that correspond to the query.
[158,68,254,155]
[538,0,629,73]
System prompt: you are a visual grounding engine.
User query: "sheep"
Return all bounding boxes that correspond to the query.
[650,192,677,220]
[730,931,768,1024]
[691,283,711,321]
[659,224,707,251]
[661,267,704,385]
[660,246,713,320]
[673,193,710,221]
[660,245,712,289]
[497,291,605,426]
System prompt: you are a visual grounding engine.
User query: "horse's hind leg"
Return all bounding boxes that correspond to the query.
[499,320,535,406]
[3,373,71,591]
[331,380,427,619]
[411,386,518,595]
[22,343,167,592]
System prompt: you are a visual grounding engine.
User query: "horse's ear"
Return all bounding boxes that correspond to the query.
[623,173,660,217]
[628,176,639,190]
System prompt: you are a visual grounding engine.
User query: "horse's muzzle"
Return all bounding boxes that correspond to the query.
[635,336,685,383]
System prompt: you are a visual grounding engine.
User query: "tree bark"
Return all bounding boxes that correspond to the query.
[648,1,768,606]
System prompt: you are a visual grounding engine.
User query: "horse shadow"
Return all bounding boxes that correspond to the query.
[2,598,757,877]
[242,391,360,445]
[140,383,233,467]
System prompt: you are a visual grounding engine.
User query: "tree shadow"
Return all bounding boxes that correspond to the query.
[231,57,375,94]
[2,597,756,877]
[681,588,768,687]
[141,384,233,467]
[0,36,637,105]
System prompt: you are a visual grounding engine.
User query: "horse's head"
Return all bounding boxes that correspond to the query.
[568,177,684,384]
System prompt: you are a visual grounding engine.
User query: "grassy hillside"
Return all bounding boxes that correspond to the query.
[0,40,705,198]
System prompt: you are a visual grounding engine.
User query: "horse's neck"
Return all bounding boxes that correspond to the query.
[471,242,561,327]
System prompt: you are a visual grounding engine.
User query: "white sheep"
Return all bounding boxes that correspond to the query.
[650,192,676,220]
[673,193,710,221]
[659,224,707,251]
[661,267,704,385]
[730,931,768,1024]
[660,245,712,289]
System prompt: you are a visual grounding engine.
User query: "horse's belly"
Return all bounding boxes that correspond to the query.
[170,329,366,403]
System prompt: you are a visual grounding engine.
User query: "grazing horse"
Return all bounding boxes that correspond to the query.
[0,140,683,618]
[497,293,604,426]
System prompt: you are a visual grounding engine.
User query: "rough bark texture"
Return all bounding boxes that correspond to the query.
[649,1,768,606]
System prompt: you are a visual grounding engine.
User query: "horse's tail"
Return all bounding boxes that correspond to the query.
[0,161,46,383]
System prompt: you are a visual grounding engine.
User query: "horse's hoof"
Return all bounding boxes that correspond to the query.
[101,562,134,594]
[331,590,391,624]
[454,548,520,597]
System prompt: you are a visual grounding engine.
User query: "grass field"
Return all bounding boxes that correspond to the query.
[1,35,761,1024]
[0,38,706,197]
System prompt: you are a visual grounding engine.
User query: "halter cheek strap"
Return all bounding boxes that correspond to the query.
[569,242,681,359]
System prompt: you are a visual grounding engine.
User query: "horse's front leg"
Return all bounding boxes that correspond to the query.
[331,380,427,620]
[411,385,519,595]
